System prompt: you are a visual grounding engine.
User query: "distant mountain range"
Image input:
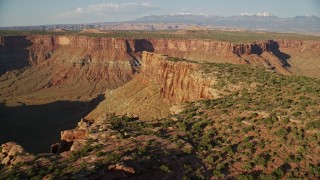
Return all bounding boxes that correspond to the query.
[1,13,319,33]
[136,13,320,33]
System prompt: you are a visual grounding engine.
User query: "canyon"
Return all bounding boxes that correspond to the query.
[1,35,319,104]
[1,34,320,152]
[0,31,320,179]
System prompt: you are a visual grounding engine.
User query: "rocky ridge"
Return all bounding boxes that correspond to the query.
[86,52,221,120]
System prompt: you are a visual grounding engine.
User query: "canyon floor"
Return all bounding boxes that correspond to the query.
[0,30,319,179]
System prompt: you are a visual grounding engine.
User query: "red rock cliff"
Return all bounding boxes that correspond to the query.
[0,35,135,101]
[2,35,320,94]
[141,52,218,103]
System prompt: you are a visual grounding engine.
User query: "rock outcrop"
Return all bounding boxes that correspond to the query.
[61,130,86,142]
[50,119,92,153]
[141,52,218,103]
[86,51,220,120]
[0,142,34,167]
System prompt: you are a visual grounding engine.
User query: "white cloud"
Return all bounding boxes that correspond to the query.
[56,2,158,19]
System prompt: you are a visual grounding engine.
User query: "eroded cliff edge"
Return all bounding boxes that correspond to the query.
[86,52,221,121]
[2,34,316,103]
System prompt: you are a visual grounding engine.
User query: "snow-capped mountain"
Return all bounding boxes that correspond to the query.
[136,13,320,33]
[240,12,275,17]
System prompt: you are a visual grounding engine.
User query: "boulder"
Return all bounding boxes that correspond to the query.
[1,156,11,165]
[11,155,34,166]
[8,144,25,157]
[51,141,73,153]
[61,130,86,142]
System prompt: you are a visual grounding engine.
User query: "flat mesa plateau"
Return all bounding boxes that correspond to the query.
[0,30,319,179]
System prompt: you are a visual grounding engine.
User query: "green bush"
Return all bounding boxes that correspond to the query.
[264,117,275,125]
[236,174,254,180]
[275,129,289,137]
[292,111,302,117]
[159,165,171,173]
[95,151,105,157]
[205,155,214,164]
[272,168,284,178]
[213,169,224,177]
[282,117,290,124]
[306,120,320,130]
[253,155,267,166]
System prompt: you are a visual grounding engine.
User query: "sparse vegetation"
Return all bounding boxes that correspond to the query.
[1,29,320,42]
[1,52,320,179]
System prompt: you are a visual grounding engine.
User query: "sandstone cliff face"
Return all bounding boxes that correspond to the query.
[2,35,318,79]
[125,38,307,74]
[0,35,135,102]
[2,35,319,65]
[86,52,220,120]
[141,52,218,103]
[1,35,319,103]
[276,39,320,77]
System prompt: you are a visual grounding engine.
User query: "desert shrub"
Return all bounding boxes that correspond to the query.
[236,174,254,180]
[297,146,306,153]
[308,164,320,177]
[292,111,302,117]
[235,116,243,123]
[183,147,192,155]
[243,126,254,133]
[53,167,63,176]
[175,141,182,148]
[224,146,235,155]
[243,137,250,143]
[251,113,259,118]
[205,155,214,164]
[105,152,121,163]
[282,117,290,124]
[244,142,254,149]
[138,146,147,155]
[308,135,317,142]
[159,165,171,173]
[305,120,320,130]
[253,155,267,166]
[263,116,274,125]
[259,174,277,180]
[177,122,187,132]
[275,128,289,137]
[272,168,284,178]
[199,131,215,150]
[213,169,224,178]
[241,163,253,171]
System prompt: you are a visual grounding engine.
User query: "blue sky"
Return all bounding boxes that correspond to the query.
[0,0,319,26]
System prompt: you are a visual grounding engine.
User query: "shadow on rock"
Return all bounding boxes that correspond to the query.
[0,94,104,154]
[100,141,211,179]
[0,36,33,76]
[125,39,155,74]
[268,40,292,68]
